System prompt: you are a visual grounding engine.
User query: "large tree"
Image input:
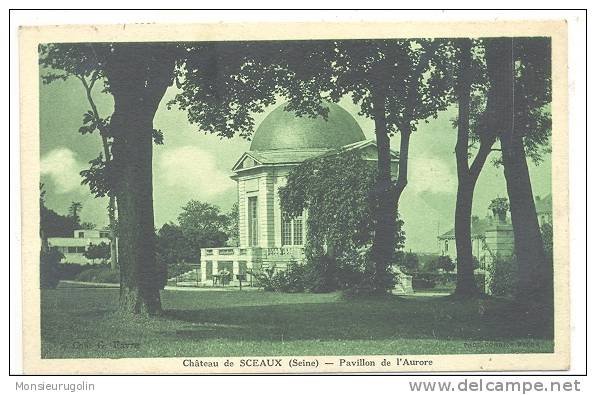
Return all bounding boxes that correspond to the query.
[155,222,196,265]
[326,39,450,292]
[40,43,177,315]
[102,43,177,314]
[40,44,119,269]
[68,201,83,229]
[40,188,78,237]
[484,37,552,302]
[177,200,230,260]
[444,39,498,296]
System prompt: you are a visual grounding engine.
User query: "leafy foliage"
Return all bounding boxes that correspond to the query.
[156,202,240,266]
[253,265,278,292]
[155,222,197,265]
[279,150,405,292]
[395,251,420,274]
[224,203,240,247]
[488,197,510,215]
[74,266,120,284]
[41,204,77,237]
[83,242,111,264]
[68,202,83,229]
[434,255,456,272]
[268,263,309,293]
[512,38,552,164]
[541,222,553,258]
[177,201,231,257]
[40,247,64,289]
[79,222,96,230]
[489,256,519,297]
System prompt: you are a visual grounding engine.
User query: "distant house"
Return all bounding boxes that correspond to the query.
[437,194,552,269]
[437,216,494,267]
[47,228,113,265]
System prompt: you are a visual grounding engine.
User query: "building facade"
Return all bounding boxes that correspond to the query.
[200,102,399,284]
[48,228,113,265]
[437,194,552,293]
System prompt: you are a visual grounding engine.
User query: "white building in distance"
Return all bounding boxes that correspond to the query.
[48,228,112,265]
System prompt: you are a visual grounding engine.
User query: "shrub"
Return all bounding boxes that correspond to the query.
[82,242,111,264]
[474,272,487,293]
[436,255,455,272]
[270,263,308,293]
[424,255,455,273]
[304,255,342,293]
[253,265,277,291]
[279,151,405,294]
[40,247,63,289]
[411,275,436,290]
[489,256,518,297]
[410,272,458,290]
[396,251,420,274]
[254,249,392,295]
[74,266,120,284]
[56,263,88,280]
[541,222,553,258]
[254,262,309,293]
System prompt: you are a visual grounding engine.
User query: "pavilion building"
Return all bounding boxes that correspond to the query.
[200,102,399,285]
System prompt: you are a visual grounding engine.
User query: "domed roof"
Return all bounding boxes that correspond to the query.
[250,102,366,151]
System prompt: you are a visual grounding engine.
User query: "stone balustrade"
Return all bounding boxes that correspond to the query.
[199,246,305,284]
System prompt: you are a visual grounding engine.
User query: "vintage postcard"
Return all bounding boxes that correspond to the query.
[19,20,569,374]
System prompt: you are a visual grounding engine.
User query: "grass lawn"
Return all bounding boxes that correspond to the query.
[41,286,554,359]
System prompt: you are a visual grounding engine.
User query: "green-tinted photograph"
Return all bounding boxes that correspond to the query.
[35,31,560,368]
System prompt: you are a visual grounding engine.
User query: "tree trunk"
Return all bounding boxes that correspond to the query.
[453,38,480,296]
[370,87,398,293]
[103,44,175,315]
[454,180,479,295]
[112,109,160,314]
[501,133,548,299]
[108,196,118,270]
[100,133,118,271]
[485,38,549,301]
[82,76,119,271]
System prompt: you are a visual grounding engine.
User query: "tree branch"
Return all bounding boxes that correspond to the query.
[469,138,496,181]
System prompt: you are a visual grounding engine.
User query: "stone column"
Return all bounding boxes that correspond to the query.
[483,223,514,294]
[200,262,207,283]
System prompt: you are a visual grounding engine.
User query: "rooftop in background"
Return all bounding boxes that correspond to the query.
[438,194,552,240]
[249,102,366,151]
[438,217,494,240]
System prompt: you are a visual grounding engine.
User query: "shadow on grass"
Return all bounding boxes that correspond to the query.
[40,288,553,358]
[162,293,553,343]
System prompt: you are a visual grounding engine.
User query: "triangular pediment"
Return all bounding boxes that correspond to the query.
[340,139,399,161]
[231,152,263,172]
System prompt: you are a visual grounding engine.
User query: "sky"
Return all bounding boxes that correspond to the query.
[39,76,552,253]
